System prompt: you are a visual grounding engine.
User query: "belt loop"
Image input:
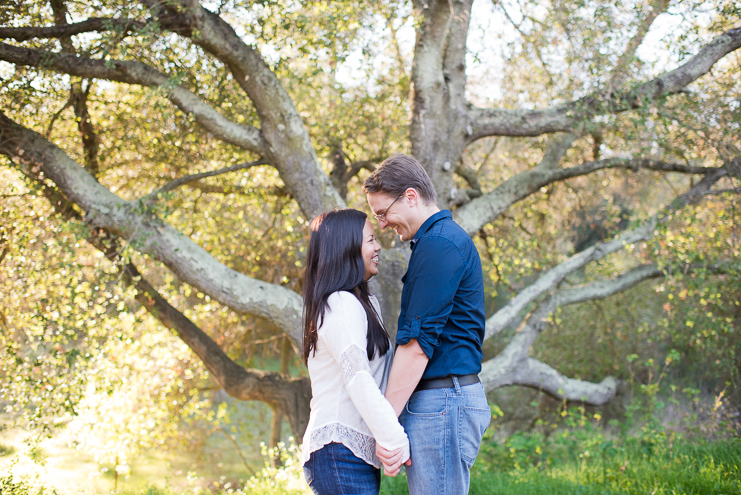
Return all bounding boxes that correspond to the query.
[452,375,462,395]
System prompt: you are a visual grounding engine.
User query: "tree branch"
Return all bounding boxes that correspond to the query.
[146,158,268,200]
[468,26,741,139]
[0,111,304,344]
[482,167,728,340]
[454,157,718,236]
[12,159,310,436]
[0,18,148,42]
[516,264,664,352]
[120,257,310,438]
[140,0,344,218]
[487,358,620,404]
[0,42,267,154]
[480,259,734,404]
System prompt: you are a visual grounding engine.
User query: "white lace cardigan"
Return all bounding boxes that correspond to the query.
[300,291,410,469]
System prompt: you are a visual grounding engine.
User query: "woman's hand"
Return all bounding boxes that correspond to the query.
[376,444,411,477]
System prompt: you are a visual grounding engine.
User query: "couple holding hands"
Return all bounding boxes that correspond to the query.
[300,154,490,495]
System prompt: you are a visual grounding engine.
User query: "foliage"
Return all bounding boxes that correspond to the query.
[0,470,57,495]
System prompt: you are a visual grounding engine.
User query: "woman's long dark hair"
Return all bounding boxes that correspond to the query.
[302,209,390,363]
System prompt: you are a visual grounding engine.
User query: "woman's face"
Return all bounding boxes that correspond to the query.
[362,219,382,282]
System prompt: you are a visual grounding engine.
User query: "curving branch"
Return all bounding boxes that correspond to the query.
[482,167,728,340]
[0,111,304,344]
[0,18,147,41]
[479,276,620,405]
[454,157,718,236]
[122,257,310,438]
[9,153,311,436]
[455,163,483,195]
[141,0,344,218]
[468,26,741,139]
[481,349,619,405]
[0,42,267,154]
[514,265,664,353]
[145,158,268,200]
[480,259,735,404]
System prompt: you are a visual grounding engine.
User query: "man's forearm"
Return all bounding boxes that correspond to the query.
[385,339,429,417]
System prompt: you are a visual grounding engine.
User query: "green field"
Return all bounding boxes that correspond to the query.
[3,435,739,495]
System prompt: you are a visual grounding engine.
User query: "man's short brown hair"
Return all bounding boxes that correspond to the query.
[363,154,437,204]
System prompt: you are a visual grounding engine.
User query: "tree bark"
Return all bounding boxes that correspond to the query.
[410,0,474,208]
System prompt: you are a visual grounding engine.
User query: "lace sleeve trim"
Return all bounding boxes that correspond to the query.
[340,344,372,385]
[301,423,379,468]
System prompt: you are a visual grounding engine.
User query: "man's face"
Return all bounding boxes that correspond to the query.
[367,191,416,241]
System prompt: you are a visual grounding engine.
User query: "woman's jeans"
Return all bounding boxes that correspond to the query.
[303,442,381,495]
[400,378,490,495]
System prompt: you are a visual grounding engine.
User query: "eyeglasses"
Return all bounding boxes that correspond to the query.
[373,191,406,223]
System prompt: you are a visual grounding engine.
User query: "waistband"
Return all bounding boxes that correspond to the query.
[414,374,480,392]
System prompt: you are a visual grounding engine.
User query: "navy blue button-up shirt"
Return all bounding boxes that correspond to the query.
[395,210,485,380]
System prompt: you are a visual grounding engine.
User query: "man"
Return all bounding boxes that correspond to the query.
[364,154,490,495]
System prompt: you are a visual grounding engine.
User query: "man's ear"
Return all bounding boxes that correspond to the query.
[405,188,419,208]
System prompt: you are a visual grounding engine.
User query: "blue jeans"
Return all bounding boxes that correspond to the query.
[303,442,381,495]
[400,378,490,495]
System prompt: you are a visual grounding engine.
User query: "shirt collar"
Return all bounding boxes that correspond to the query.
[410,210,451,250]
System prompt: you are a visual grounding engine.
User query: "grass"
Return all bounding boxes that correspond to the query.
[379,439,741,495]
[2,438,739,494]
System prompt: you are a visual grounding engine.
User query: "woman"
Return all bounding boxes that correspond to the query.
[301,209,410,495]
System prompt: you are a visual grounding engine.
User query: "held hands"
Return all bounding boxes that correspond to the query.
[376,444,411,477]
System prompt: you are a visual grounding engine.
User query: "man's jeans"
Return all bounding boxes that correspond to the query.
[400,378,490,495]
[303,442,381,495]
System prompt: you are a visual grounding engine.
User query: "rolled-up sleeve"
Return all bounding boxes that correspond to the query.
[395,236,466,358]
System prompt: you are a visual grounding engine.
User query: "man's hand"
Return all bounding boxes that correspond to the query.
[376,444,411,477]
